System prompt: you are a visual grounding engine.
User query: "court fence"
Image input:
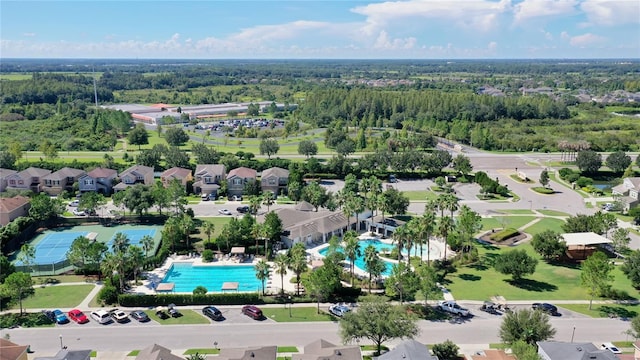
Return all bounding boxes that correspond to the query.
[15,260,75,276]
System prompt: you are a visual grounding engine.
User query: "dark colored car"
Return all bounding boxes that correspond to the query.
[241,305,263,320]
[202,306,223,321]
[42,310,56,323]
[130,310,150,322]
[237,205,250,213]
[168,303,181,318]
[532,303,559,315]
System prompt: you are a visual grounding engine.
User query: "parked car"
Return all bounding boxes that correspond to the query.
[438,300,470,317]
[68,309,89,324]
[72,209,86,216]
[218,209,232,215]
[109,309,129,323]
[168,303,181,318]
[601,342,622,354]
[201,193,210,201]
[90,310,112,324]
[68,200,80,207]
[202,306,223,321]
[532,303,559,316]
[52,309,69,324]
[228,195,242,201]
[237,205,250,214]
[130,310,150,322]
[328,304,351,317]
[42,310,56,323]
[241,305,263,320]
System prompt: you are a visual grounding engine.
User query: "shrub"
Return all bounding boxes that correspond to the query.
[576,176,593,187]
[431,340,459,360]
[558,167,574,179]
[0,312,53,329]
[98,284,119,305]
[490,228,520,242]
[532,187,554,194]
[202,249,214,262]
[118,293,263,307]
[193,286,208,295]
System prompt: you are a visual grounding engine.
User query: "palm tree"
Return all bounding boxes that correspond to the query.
[251,223,265,256]
[443,193,459,218]
[419,211,436,264]
[350,196,366,232]
[141,235,154,257]
[262,191,275,213]
[112,232,130,254]
[437,215,455,263]
[249,195,262,219]
[202,222,215,245]
[364,245,377,293]
[254,259,271,296]
[343,230,361,285]
[342,192,356,232]
[392,224,411,263]
[288,243,308,296]
[128,245,145,286]
[181,214,195,248]
[274,253,290,295]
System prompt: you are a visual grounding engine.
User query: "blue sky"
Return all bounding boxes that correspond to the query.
[1,0,639,59]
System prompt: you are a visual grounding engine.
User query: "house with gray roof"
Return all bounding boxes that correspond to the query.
[537,341,619,360]
[0,169,17,193]
[227,167,257,198]
[161,167,193,190]
[375,340,438,360]
[135,344,183,360]
[78,167,118,194]
[114,165,154,192]
[292,339,361,360]
[34,349,92,360]
[271,207,364,247]
[5,167,51,193]
[42,167,86,195]
[213,346,277,360]
[612,177,640,212]
[260,167,289,196]
[193,164,226,197]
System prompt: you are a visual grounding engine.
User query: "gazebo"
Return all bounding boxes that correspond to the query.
[561,232,612,260]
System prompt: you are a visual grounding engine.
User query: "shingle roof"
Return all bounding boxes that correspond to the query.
[216,346,277,360]
[227,167,257,179]
[162,167,192,179]
[537,342,618,360]
[0,168,17,179]
[34,349,92,360]
[86,167,118,178]
[270,208,347,240]
[195,164,226,177]
[135,344,183,360]
[0,196,30,213]
[17,167,51,178]
[120,165,154,177]
[43,167,85,181]
[0,338,29,360]
[376,340,437,360]
[294,339,361,360]
[261,167,289,179]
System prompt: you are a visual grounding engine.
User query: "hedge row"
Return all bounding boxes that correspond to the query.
[490,228,520,242]
[118,293,262,307]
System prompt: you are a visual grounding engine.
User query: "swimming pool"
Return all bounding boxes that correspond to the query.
[160,263,262,293]
[318,239,398,276]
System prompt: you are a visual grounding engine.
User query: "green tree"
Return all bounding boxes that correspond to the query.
[494,249,538,281]
[263,211,283,258]
[127,124,149,150]
[382,187,410,215]
[606,151,632,173]
[140,235,154,257]
[431,340,459,360]
[339,295,419,356]
[499,308,556,345]
[66,236,91,271]
[202,222,216,245]
[335,139,356,157]
[343,230,361,285]
[305,256,342,313]
[122,184,155,216]
[302,181,329,211]
[274,253,290,295]
[2,272,33,315]
[581,251,613,309]
[193,286,208,295]
[0,255,16,283]
[254,259,271,296]
[627,314,640,339]
[297,140,318,158]
[0,151,17,169]
[364,245,386,293]
[28,193,64,222]
[262,190,275,213]
[455,205,482,252]
[539,169,550,188]
[165,127,190,147]
[575,150,602,174]
[531,230,567,261]
[452,154,472,179]
[17,244,35,273]
[127,245,145,285]
[79,191,106,216]
[39,139,58,159]
[510,340,542,360]
[436,216,455,262]
[622,250,640,289]
[385,262,420,303]
[259,138,280,159]
[417,264,439,305]
[288,243,308,296]
[611,228,631,257]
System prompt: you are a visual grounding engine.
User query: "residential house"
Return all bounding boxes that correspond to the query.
[292,339,362,360]
[33,349,92,360]
[214,346,277,360]
[135,344,183,360]
[227,167,257,198]
[0,196,31,226]
[193,164,226,197]
[470,349,516,360]
[114,165,154,192]
[537,341,619,360]
[0,338,29,360]
[161,167,193,190]
[5,167,51,193]
[376,340,438,360]
[41,167,86,195]
[612,177,640,212]
[78,168,118,195]
[0,169,17,192]
[260,167,289,196]
[633,341,640,360]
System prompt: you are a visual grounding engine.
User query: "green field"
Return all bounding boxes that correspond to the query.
[150,309,210,325]
[20,284,94,309]
[560,303,638,318]
[262,306,335,322]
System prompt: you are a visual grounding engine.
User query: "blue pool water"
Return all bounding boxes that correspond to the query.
[160,263,262,293]
[318,239,398,276]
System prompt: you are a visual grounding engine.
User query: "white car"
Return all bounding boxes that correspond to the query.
[72,209,86,216]
[69,200,80,207]
[218,209,232,215]
[109,309,129,323]
[328,304,351,317]
[601,342,621,354]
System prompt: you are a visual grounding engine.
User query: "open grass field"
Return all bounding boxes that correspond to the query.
[560,303,639,318]
[21,284,94,309]
[491,216,537,230]
[404,190,438,202]
[262,306,335,322]
[537,209,570,217]
[445,243,638,301]
[149,309,210,325]
[522,218,566,236]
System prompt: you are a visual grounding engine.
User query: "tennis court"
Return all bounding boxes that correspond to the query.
[13,224,163,268]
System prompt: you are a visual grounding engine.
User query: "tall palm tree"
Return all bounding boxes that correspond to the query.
[419,211,436,264]
[112,232,130,254]
[351,196,366,232]
[288,243,308,296]
[262,191,275,213]
[343,230,361,285]
[273,253,290,295]
[254,259,271,296]
[141,235,155,257]
[437,215,455,262]
[364,245,377,293]
[392,224,411,263]
[251,223,264,256]
[202,222,215,245]
[342,193,356,232]
[443,193,459,218]
[128,245,145,286]
[249,195,262,220]
[181,213,195,248]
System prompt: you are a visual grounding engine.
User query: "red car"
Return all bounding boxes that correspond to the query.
[68,309,89,324]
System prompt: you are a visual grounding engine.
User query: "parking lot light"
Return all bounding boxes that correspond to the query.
[59,335,63,349]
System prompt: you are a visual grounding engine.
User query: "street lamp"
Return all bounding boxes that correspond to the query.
[288,296,292,318]
[571,326,576,342]
[214,341,218,350]
[59,334,63,349]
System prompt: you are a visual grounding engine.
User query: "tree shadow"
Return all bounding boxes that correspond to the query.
[598,305,638,319]
[459,274,481,281]
[505,278,558,292]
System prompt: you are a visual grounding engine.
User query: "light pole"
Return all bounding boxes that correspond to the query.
[571,326,576,342]
[59,334,63,349]
[288,296,292,318]
[214,341,218,351]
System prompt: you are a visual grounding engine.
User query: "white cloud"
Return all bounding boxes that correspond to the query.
[373,30,417,50]
[580,0,640,26]
[22,32,36,37]
[513,0,577,23]
[561,31,571,40]
[541,29,554,40]
[569,32,607,46]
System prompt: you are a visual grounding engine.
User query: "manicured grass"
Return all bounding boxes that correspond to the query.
[521,218,566,236]
[127,351,139,356]
[183,349,220,355]
[480,218,502,231]
[492,216,537,230]
[32,275,93,284]
[446,243,638,301]
[150,310,210,325]
[532,187,555,194]
[495,209,535,215]
[404,190,437,201]
[277,347,299,353]
[21,284,94,309]
[559,303,638,319]
[262,307,335,322]
[193,217,234,239]
[537,209,570,217]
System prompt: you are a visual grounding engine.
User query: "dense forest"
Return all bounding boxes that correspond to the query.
[1,59,639,153]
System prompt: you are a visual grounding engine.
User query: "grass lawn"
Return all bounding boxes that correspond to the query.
[446,243,638,301]
[404,190,437,202]
[193,217,234,239]
[560,303,639,319]
[262,307,335,322]
[277,347,299,353]
[491,216,537,230]
[521,218,566,236]
[537,209,570,217]
[21,284,94,309]
[150,310,210,325]
[480,218,502,231]
[32,275,92,284]
[183,349,220,355]
[495,209,535,215]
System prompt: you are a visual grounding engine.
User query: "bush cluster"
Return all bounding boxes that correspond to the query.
[0,312,53,329]
[490,228,520,242]
[118,293,263,307]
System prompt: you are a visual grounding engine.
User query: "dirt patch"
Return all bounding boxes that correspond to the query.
[479,229,528,246]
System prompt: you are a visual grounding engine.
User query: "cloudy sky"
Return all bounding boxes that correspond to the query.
[1,0,639,59]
